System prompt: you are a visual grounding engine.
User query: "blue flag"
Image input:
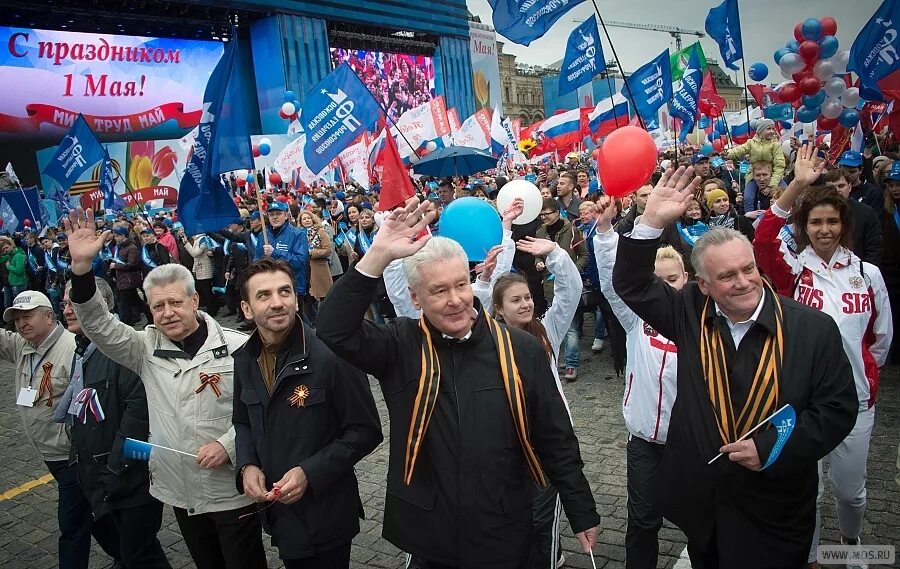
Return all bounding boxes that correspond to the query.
[849,0,900,99]
[670,45,703,141]
[41,114,106,201]
[489,0,587,46]
[301,63,382,175]
[123,438,152,461]
[761,404,796,470]
[622,50,673,126]
[705,0,743,71]
[559,17,606,96]
[100,153,124,212]
[177,34,251,237]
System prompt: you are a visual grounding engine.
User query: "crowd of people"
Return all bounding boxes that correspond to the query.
[1,123,898,569]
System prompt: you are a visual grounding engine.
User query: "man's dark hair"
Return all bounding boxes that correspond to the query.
[824,169,849,185]
[240,258,295,302]
[559,172,577,186]
[438,179,454,189]
[541,198,560,212]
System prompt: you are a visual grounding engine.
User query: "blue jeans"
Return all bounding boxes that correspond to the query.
[562,307,607,369]
[3,284,25,311]
[46,460,93,569]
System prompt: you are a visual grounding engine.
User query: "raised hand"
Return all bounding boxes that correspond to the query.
[641,166,702,230]
[792,143,825,188]
[474,245,504,283]
[501,197,525,229]
[595,195,617,233]
[355,198,435,277]
[62,208,110,276]
[516,236,557,257]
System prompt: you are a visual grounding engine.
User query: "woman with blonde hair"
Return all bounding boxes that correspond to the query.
[298,210,334,302]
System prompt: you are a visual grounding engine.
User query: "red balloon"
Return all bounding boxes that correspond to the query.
[817,116,839,130]
[712,139,725,153]
[278,109,288,120]
[592,147,602,163]
[23,219,31,227]
[236,177,247,187]
[792,98,803,109]
[779,82,802,102]
[596,126,657,198]
[798,41,820,65]
[799,76,822,96]
[793,22,805,43]
[820,17,838,37]
[252,144,260,158]
[268,172,282,185]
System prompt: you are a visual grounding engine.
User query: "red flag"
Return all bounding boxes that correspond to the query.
[699,71,727,118]
[747,84,782,108]
[377,126,415,212]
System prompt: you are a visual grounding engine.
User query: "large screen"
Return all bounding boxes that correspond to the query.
[330,48,436,123]
[0,27,223,142]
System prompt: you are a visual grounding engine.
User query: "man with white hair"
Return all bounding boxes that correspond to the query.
[61,208,267,569]
[317,199,600,569]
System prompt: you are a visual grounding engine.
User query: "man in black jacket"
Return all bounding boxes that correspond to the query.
[317,199,600,569]
[138,227,171,275]
[232,258,382,569]
[57,278,171,568]
[219,221,251,322]
[611,165,858,568]
[824,169,884,264]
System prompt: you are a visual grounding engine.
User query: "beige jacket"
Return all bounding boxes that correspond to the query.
[73,290,252,515]
[1,324,76,462]
[184,237,214,281]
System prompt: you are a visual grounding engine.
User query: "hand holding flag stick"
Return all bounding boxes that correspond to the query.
[708,403,791,465]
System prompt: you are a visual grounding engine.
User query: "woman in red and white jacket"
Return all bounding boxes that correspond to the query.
[592,197,683,569]
[755,144,893,567]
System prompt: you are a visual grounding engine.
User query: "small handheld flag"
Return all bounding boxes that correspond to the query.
[124,437,198,461]
[708,403,794,465]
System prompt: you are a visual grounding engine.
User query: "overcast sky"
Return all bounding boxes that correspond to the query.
[466,0,880,83]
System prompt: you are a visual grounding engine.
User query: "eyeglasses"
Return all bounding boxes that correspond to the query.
[59,300,73,310]
[539,211,557,217]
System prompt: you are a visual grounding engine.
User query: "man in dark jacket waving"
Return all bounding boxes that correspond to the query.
[317,199,600,569]
[610,163,858,568]
[232,258,382,568]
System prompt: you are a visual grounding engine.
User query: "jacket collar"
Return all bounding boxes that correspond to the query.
[241,314,309,362]
[420,298,487,347]
[151,310,231,361]
[703,285,778,336]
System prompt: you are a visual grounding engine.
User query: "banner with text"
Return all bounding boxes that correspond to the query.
[469,24,503,115]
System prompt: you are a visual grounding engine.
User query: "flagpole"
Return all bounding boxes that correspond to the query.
[590,1,645,130]
[19,187,39,228]
[360,89,419,157]
[668,103,678,163]
[735,0,753,138]
[255,183,269,248]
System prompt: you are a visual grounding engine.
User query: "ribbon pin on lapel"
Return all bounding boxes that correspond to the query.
[288,385,310,407]
[195,373,222,398]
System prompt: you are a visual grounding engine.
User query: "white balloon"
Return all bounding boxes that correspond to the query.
[813,60,835,81]
[781,139,793,159]
[236,169,248,180]
[259,137,272,148]
[821,98,843,119]
[832,50,850,74]
[824,76,847,98]
[779,53,806,75]
[780,67,795,80]
[425,141,438,151]
[495,179,543,225]
[842,87,860,108]
[281,102,296,116]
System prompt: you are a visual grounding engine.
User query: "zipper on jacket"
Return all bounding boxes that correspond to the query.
[623,372,634,406]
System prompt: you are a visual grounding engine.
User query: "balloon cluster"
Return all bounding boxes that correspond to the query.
[252,138,272,159]
[771,17,858,130]
[279,91,300,122]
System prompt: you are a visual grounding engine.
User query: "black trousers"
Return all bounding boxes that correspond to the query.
[172,504,266,569]
[195,278,219,316]
[93,500,171,568]
[626,436,665,569]
[117,287,148,325]
[527,483,561,569]
[282,543,352,569]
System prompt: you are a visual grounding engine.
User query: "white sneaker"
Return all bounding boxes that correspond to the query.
[841,537,868,569]
[591,338,605,352]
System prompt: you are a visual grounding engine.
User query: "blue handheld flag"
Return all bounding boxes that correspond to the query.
[301,63,382,175]
[622,50,673,127]
[489,0,587,47]
[705,0,743,71]
[559,17,606,96]
[124,438,153,461]
[761,404,796,470]
[849,0,900,99]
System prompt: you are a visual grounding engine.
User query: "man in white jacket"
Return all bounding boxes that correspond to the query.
[62,208,267,569]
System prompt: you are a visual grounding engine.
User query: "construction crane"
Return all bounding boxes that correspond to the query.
[602,20,705,50]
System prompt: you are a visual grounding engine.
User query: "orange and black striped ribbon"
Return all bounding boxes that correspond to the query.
[38,362,54,408]
[700,282,784,446]
[195,373,222,398]
[403,312,546,487]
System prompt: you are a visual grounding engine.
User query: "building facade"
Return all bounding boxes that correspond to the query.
[498,42,550,124]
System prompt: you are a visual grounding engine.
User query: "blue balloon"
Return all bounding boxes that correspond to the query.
[802,18,822,41]
[438,197,502,262]
[748,62,769,82]
[796,105,820,124]
[802,91,826,108]
[774,47,792,64]
[698,116,711,129]
[144,203,152,211]
[818,35,840,60]
[711,129,721,141]
[786,40,800,53]
[258,142,271,156]
[838,108,861,128]
[700,143,714,155]
[246,173,255,184]
[282,91,295,102]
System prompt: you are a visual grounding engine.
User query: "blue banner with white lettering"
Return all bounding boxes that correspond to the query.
[849,0,900,99]
[302,63,382,175]
[41,114,106,200]
[177,33,250,236]
[100,154,124,212]
[705,0,743,71]
[489,0,587,47]
[670,44,703,141]
[761,404,796,470]
[559,17,606,96]
[622,50,673,126]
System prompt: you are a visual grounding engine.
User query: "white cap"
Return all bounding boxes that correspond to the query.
[4,291,53,322]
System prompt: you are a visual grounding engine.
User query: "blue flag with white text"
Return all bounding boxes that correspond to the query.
[301,63,382,175]
[559,17,606,96]
[177,33,250,236]
[489,0,587,47]
[849,0,900,99]
[670,44,703,141]
[41,115,106,201]
[100,153,124,212]
[761,404,796,470]
[705,0,743,71]
[622,50,673,127]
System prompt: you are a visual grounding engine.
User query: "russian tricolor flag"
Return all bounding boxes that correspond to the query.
[534,108,583,149]
[587,94,630,140]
